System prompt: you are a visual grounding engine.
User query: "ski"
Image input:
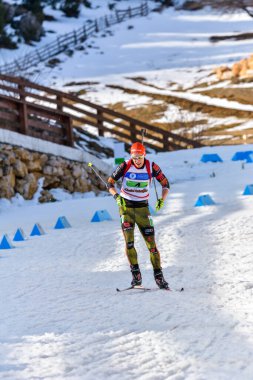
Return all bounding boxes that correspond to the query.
[163,287,184,292]
[116,286,184,292]
[146,287,184,292]
[116,285,151,292]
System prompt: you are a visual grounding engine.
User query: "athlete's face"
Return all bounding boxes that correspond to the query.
[131,154,145,168]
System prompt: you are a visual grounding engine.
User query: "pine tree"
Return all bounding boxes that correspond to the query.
[61,0,81,18]
[0,2,16,48]
[22,0,44,22]
[154,0,174,6]
[83,0,91,8]
[0,0,6,34]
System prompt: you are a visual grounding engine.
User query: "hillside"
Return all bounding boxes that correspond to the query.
[2,2,253,149]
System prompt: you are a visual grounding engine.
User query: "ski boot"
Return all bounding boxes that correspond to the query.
[154,269,169,289]
[130,264,142,286]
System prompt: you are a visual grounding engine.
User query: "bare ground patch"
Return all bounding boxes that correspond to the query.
[108,82,253,145]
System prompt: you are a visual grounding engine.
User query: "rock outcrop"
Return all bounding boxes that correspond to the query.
[215,55,253,81]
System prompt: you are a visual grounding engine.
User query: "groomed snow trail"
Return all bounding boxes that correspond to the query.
[0,147,253,379]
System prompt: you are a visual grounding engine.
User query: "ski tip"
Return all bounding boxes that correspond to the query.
[165,286,184,292]
[88,162,93,167]
[116,288,121,292]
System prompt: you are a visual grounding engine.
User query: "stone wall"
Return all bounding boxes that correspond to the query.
[0,143,109,202]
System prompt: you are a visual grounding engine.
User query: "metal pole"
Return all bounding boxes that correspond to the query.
[140,127,159,201]
[153,176,159,201]
[88,162,108,187]
[141,128,146,144]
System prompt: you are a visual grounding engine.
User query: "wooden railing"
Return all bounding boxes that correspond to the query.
[0,3,149,75]
[0,74,203,151]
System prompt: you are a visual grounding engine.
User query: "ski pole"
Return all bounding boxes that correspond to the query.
[140,127,158,200]
[140,128,158,200]
[88,162,108,188]
[141,128,146,145]
[153,176,159,201]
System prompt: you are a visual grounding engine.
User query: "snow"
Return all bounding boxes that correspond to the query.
[1,144,253,379]
[1,2,253,379]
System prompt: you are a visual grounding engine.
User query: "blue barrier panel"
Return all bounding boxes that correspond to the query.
[30,223,45,236]
[13,228,26,241]
[91,210,112,222]
[54,216,71,229]
[201,154,223,163]
[246,154,253,163]
[232,151,253,161]
[195,194,216,207]
[0,234,15,249]
[243,184,253,195]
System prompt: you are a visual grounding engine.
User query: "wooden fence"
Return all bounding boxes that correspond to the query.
[0,3,149,75]
[0,74,203,151]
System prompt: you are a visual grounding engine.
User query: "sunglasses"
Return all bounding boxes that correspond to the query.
[132,155,144,160]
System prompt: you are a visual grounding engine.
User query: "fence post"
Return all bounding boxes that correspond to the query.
[105,15,109,28]
[162,131,169,151]
[73,30,77,45]
[56,94,63,112]
[115,10,120,22]
[83,24,87,39]
[57,36,62,51]
[18,84,28,135]
[97,109,104,136]
[36,49,42,61]
[146,2,149,16]
[14,59,22,72]
[140,3,143,16]
[95,19,99,33]
[64,116,74,147]
[128,7,132,18]
[0,64,5,74]
[19,103,28,135]
[142,2,148,16]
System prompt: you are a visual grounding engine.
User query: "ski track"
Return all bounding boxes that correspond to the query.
[2,1,253,377]
[1,155,253,378]
[1,198,253,379]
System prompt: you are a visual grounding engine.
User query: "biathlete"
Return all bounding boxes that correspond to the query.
[107,142,170,289]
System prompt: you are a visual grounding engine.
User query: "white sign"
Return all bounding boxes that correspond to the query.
[113,142,125,164]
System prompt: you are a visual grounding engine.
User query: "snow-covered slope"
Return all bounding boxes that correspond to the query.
[0,144,253,379]
[2,2,253,146]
